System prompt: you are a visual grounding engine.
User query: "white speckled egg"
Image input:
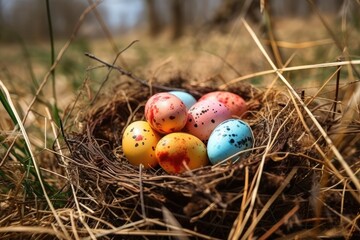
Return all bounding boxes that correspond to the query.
[199,91,247,116]
[122,121,161,168]
[207,119,253,165]
[145,92,188,134]
[184,99,232,141]
[169,91,197,110]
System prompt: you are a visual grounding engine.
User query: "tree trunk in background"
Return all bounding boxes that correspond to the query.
[0,0,3,39]
[171,0,184,40]
[262,2,284,68]
[210,0,261,31]
[211,0,242,28]
[146,0,162,36]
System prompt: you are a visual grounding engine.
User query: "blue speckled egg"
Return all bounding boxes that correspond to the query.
[169,91,197,110]
[207,119,253,165]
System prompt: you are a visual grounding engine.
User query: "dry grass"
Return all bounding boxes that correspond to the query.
[1,2,360,239]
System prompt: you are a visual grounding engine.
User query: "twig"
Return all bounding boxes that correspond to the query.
[258,203,300,240]
[333,62,342,120]
[89,40,139,105]
[0,226,66,239]
[139,164,146,219]
[86,0,128,68]
[85,52,184,92]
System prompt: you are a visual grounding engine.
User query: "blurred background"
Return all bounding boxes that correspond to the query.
[0,0,355,41]
[0,0,359,110]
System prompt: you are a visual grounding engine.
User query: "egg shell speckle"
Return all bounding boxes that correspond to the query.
[122,121,161,168]
[199,91,247,116]
[184,99,232,141]
[155,132,208,174]
[207,119,254,165]
[145,92,188,134]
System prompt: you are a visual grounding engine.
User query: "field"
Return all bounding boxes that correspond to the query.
[1,2,360,239]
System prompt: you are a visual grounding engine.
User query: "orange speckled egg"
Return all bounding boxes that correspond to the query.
[145,92,188,134]
[122,121,161,168]
[155,133,208,174]
[199,91,247,116]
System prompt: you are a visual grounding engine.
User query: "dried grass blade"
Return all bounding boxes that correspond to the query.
[229,98,290,239]
[241,167,298,240]
[258,203,300,240]
[0,226,66,238]
[0,80,70,239]
[147,218,217,240]
[162,206,190,240]
[45,107,97,239]
[229,166,249,238]
[263,38,334,48]
[242,19,360,200]
[220,59,360,89]
[70,210,80,240]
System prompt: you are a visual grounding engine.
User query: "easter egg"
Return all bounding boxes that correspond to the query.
[122,121,161,168]
[184,99,232,141]
[169,91,197,110]
[207,119,254,165]
[199,91,247,116]
[145,92,188,134]
[155,133,208,174]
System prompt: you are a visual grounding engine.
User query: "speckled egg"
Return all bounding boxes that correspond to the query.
[199,91,247,116]
[122,121,161,168]
[207,119,254,165]
[184,99,232,141]
[155,133,209,174]
[169,91,197,110]
[145,92,188,134]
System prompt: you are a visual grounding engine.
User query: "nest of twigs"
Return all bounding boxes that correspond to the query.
[66,75,359,239]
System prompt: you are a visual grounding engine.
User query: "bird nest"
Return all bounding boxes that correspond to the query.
[65,75,359,239]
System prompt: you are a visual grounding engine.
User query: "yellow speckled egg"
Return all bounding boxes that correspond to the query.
[122,121,161,169]
[155,133,209,174]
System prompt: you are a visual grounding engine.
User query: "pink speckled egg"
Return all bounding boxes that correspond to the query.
[184,99,232,141]
[199,91,247,116]
[145,92,188,134]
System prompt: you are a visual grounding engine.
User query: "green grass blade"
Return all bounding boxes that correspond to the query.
[0,89,17,124]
